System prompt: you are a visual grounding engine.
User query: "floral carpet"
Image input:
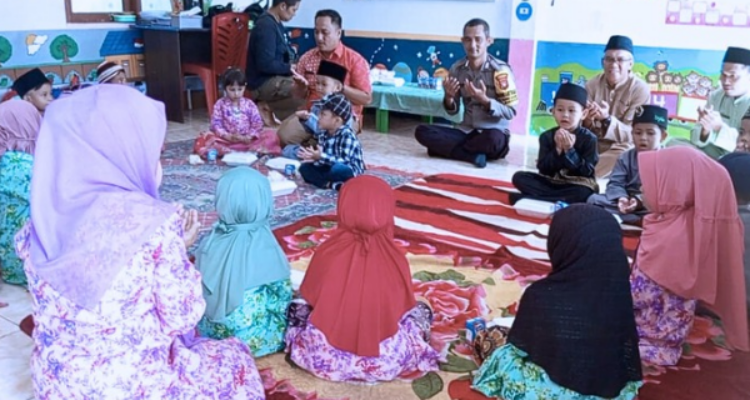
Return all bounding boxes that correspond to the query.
[264,173,750,400]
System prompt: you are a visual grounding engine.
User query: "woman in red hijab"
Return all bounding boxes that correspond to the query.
[632,146,749,366]
[285,175,439,382]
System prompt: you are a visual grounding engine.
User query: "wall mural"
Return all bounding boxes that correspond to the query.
[666,0,750,28]
[288,28,510,83]
[0,28,144,91]
[531,41,725,139]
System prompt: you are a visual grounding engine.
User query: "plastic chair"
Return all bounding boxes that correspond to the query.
[182,12,250,117]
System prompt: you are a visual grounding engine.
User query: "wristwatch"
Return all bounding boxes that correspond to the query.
[603,116,612,127]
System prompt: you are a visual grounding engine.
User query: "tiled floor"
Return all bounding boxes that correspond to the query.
[0,109,540,400]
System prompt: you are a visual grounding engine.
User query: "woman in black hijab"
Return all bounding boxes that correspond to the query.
[472,204,642,399]
[718,152,750,313]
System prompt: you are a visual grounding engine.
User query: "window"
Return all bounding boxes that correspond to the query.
[65,0,141,23]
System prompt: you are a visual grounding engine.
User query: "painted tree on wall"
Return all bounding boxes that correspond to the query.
[50,34,79,63]
[0,36,12,68]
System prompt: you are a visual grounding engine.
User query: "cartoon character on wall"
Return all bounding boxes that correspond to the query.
[417,67,429,80]
[0,36,12,68]
[425,46,441,68]
[50,34,79,63]
[433,67,449,80]
[392,61,412,83]
[26,34,49,56]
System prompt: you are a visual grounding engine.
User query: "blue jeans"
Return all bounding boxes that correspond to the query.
[299,162,355,189]
[282,144,302,160]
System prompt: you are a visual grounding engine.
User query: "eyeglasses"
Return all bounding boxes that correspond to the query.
[602,56,632,65]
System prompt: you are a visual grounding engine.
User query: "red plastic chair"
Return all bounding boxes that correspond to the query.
[182,12,250,117]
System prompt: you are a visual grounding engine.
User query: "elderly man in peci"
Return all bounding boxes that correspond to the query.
[667,46,750,159]
[275,9,372,148]
[583,35,650,178]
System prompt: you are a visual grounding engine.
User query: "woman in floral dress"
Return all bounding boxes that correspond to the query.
[0,100,41,286]
[19,85,265,399]
[196,166,293,357]
[285,175,440,382]
[473,205,643,400]
[193,68,280,158]
[632,146,748,366]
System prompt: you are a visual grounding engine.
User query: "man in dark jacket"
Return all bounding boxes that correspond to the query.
[247,0,304,124]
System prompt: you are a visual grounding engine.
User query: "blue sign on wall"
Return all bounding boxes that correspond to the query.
[516,2,533,22]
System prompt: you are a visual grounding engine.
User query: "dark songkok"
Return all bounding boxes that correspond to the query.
[723,47,750,66]
[554,83,588,108]
[634,105,669,130]
[605,35,634,54]
[12,68,50,98]
[321,93,352,123]
[317,60,348,83]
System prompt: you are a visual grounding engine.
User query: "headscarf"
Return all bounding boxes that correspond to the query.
[638,146,749,351]
[196,166,290,323]
[29,85,175,310]
[719,152,750,202]
[97,61,126,84]
[0,99,41,155]
[299,175,416,357]
[508,204,642,398]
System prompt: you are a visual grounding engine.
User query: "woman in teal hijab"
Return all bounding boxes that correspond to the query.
[196,166,292,357]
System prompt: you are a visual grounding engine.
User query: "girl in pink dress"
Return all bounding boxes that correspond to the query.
[19,85,265,399]
[193,68,281,158]
[285,176,439,382]
[632,146,749,366]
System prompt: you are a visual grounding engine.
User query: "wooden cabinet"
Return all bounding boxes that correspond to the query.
[104,54,146,80]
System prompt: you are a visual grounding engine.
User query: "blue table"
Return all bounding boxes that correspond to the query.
[367,83,463,133]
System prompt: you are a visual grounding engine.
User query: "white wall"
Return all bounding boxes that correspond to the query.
[215,0,513,38]
[534,0,749,50]
[1,0,68,30]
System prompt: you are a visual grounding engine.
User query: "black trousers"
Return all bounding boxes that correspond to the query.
[512,171,594,204]
[414,124,510,164]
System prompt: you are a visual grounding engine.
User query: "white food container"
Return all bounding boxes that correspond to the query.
[222,152,258,166]
[514,198,556,219]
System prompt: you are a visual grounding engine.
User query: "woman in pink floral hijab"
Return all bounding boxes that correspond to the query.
[18,85,266,399]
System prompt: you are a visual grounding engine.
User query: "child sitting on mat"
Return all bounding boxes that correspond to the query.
[298,93,365,191]
[587,105,669,224]
[281,60,354,160]
[512,83,598,204]
[193,68,281,158]
[5,68,53,113]
[96,61,128,85]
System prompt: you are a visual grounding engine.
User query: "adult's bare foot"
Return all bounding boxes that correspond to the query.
[257,102,280,127]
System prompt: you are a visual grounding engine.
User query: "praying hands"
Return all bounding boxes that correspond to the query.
[617,197,640,215]
[586,100,610,121]
[176,205,201,248]
[465,79,490,106]
[554,128,576,154]
[297,145,322,163]
[697,105,723,139]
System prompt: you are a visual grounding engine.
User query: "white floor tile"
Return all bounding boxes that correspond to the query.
[0,332,34,400]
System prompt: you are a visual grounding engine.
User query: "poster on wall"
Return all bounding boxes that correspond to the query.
[531,42,724,139]
[666,0,750,27]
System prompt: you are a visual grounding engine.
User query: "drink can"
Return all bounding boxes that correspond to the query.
[466,317,486,342]
[207,148,218,163]
[554,201,569,212]
[284,164,296,177]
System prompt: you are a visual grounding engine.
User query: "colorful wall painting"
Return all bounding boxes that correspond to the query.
[531,41,725,139]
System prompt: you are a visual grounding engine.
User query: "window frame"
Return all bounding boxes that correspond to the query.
[65,0,142,23]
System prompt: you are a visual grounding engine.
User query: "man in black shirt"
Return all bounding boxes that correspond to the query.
[247,0,304,125]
